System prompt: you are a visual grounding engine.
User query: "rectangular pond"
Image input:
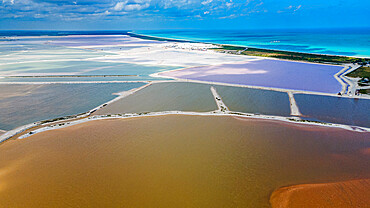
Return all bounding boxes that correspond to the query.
[214,85,292,117]
[95,82,218,115]
[294,94,370,127]
[160,59,344,94]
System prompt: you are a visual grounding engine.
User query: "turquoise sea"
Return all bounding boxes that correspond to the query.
[136,28,370,58]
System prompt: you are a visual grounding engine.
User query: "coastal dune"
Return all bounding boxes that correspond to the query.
[270,179,370,208]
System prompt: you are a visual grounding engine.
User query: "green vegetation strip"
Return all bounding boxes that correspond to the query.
[347,66,370,79]
[212,45,370,65]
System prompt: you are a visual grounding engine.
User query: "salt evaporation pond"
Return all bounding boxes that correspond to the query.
[0,83,144,131]
[95,82,218,115]
[0,59,179,77]
[295,94,370,127]
[160,59,344,93]
[214,85,291,116]
[49,35,162,47]
[0,76,171,83]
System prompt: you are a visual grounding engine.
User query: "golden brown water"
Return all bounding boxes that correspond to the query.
[0,115,369,207]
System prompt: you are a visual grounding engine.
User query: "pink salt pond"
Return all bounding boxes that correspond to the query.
[160,59,344,94]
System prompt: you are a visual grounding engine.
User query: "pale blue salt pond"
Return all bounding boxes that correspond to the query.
[214,85,291,116]
[0,83,145,131]
[295,94,370,127]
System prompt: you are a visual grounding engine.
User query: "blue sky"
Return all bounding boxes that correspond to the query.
[0,0,369,30]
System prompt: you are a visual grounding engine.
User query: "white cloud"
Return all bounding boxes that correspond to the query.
[225,2,233,8]
[294,5,302,12]
[113,1,127,11]
[113,0,149,12]
[201,0,212,5]
[124,3,149,11]
[2,0,14,4]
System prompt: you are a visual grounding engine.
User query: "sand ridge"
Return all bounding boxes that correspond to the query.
[270,179,370,208]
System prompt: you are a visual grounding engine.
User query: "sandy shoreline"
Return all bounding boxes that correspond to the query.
[270,179,370,208]
[15,109,370,141]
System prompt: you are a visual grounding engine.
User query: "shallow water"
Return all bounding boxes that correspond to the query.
[0,83,144,130]
[160,59,343,93]
[137,29,370,57]
[0,60,179,77]
[0,76,170,83]
[0,115,369,207]
[295,94,370,127]
[96,82,218,114]
[214,85,291,116]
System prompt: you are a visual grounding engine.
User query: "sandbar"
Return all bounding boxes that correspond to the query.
[270,179,370,208]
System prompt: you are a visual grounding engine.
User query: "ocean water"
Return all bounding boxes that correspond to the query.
[136,28,370,57]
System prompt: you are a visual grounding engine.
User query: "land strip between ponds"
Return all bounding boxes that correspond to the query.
[287,92,302,116]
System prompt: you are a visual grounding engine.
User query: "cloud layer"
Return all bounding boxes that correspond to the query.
[0,0,369,29]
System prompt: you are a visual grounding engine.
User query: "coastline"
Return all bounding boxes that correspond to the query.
[0,129,6,135]
[16,111,370,141]
[128,32,370,62]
